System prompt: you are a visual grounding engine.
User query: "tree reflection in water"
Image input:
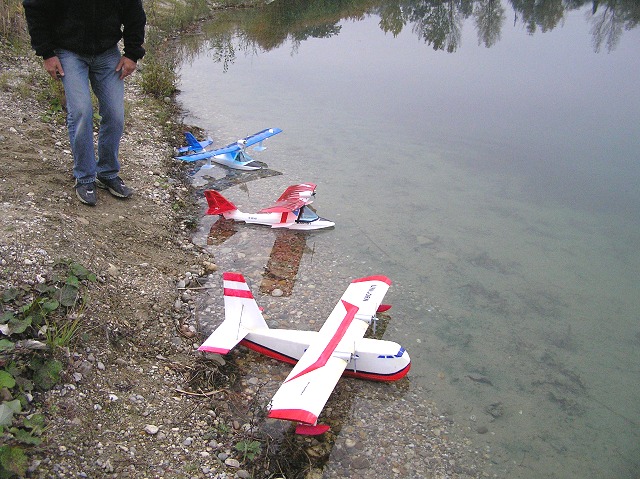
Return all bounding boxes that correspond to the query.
[178,0,639,68]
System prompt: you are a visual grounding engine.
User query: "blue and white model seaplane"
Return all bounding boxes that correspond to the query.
[174,128,282,170]
[204,183,335,230]
[199,272,411,435]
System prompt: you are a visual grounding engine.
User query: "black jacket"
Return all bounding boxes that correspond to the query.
[23,0,146,61]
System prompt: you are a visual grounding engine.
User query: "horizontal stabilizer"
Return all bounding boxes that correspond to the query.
[198,318,249,354]
[199,272,268,355]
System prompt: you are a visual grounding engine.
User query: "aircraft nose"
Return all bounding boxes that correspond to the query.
[401,348,411,368]
[318,218,335,228]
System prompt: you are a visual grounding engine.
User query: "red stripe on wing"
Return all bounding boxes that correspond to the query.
[268,408,318,425]
[198,346,230,354]
[285,300,358,383]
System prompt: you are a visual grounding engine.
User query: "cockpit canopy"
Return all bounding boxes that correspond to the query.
[296,206,320,223]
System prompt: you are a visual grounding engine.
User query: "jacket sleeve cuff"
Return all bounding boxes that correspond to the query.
[123,47,145,62]
[123,54,140,63]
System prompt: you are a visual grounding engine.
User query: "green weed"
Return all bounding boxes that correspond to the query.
[44,317,82,349]
[0,0,26,44]
[234,439,262,462]
[0,260,95,477]
[140,56,179,98]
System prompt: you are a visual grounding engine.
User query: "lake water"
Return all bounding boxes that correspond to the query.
[177,1,640,478]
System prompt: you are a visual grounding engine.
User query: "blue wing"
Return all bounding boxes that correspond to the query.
[174,144,242,163]
[239,128,282,150]
[174,150,215,162]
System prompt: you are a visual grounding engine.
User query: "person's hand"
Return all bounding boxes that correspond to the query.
[44,56,64,80]
[116,57,137,80]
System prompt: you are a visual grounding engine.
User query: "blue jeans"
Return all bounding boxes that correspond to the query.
[56,46,124,184]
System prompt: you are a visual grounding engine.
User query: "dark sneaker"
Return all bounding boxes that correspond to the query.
[96,176,133,198]
[75,181,97,206]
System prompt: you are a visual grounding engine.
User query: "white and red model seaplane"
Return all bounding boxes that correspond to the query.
[198,272,411,435]
[204,183,334,231]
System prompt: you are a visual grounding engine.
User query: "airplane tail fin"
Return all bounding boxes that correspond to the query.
[184,131,202,150]
[204,190,237,215]
[198,272,268,354]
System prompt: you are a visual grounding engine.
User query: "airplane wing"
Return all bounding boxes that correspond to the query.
[218,127,282,152]
[174,144,242,162]
[267,275,391,426]
[258,183,317,213]
[239,128,283,149]
[174,149,220,162]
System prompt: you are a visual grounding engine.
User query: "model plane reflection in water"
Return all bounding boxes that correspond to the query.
[174,128,282,170]
[204,183,335,231]
[199,272,411,435]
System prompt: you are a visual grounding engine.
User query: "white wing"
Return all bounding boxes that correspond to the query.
[267,276,391,425]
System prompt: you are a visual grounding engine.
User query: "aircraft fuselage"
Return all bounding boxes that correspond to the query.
[224,210,335,230]
[239,328,411,381]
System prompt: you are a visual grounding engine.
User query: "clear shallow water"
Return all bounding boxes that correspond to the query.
[178,2,640,477]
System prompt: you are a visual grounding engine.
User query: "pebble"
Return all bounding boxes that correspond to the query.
[144,425,159,435]
[224,458,240,468]
[209,354,226,366]
[203,260,217,273]
[350,456,370,469]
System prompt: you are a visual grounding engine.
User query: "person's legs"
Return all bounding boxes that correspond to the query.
[56,49,96,184]
[90,45,125,181]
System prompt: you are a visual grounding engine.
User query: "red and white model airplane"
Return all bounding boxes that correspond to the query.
[204,183,335,230]
[199,272,411,435]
